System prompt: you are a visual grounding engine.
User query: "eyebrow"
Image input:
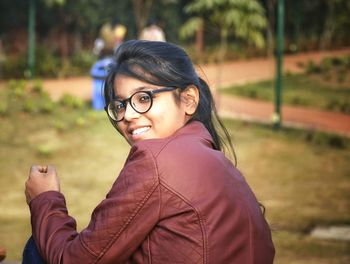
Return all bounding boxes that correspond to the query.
[114,86,154,100]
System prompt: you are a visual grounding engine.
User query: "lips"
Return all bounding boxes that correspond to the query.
[122,125,152,145]
[131,126,151,135]
[128,126,150,143]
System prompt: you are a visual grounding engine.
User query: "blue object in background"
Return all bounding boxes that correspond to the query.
[90,57,114,110]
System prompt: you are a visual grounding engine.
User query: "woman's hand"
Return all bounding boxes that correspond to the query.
[25,165,60,204]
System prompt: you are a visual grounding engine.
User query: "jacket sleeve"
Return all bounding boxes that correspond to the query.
[29,145,160,264]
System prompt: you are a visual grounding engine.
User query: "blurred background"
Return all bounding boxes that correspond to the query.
[0,0,349,263]
[1,0,350,78]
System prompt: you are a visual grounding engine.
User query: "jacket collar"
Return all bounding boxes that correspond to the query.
[133,121,214,150]
[173,121,213,144]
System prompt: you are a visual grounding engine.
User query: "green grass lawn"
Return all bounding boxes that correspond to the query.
[224,120,350,263]
[221,73,350,114]
[0,81,349,263]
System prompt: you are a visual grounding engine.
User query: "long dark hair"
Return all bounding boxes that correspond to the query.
[104,40,236,164]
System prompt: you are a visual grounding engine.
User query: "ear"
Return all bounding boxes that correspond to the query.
[181,85,199,116]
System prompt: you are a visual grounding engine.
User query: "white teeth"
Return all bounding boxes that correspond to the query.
[132,127,150,135]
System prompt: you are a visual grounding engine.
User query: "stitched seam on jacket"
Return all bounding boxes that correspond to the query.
[93,146,160,263]
[78,235,99,258]
[92,181,159,263]
[145,143,159,264]
[159,180,208,264]
[33,195,99,260]
[233,186,254,264]
[232,180,254,264]
[147,236,152,264]
[247,204,254,263]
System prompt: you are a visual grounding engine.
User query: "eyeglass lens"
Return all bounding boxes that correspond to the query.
[107,91,152,121]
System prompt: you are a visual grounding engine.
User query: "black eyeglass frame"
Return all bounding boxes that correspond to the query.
[105,86,178,122]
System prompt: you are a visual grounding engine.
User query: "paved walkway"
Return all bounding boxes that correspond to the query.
[218,95,350,136]
[198,47,350,88]
[40,47,350,136]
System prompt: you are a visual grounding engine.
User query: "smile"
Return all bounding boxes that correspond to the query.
[131,126,151,136]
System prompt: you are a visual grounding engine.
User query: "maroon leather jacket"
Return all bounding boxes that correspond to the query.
[29,121,275,263]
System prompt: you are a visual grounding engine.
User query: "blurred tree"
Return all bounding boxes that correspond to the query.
[2,0,349,78]
[319,0,350,50]
[179,17,204,56]
[291,0,301,52]
[180,0,267,92]
[145,0,187,43]
[44,0,66,6]
[132,0,154,37]
[263,0,276,57]
[0,0,30,53]
[41,0,69,58]
[28,0,36,78]
[283,0,350,51]
[36,0,134,56]
[181,0,267,62]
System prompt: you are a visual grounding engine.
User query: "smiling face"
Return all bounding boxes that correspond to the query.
[113,75,197,145]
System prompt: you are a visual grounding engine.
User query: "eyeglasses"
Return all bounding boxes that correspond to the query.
[105,87,177,122]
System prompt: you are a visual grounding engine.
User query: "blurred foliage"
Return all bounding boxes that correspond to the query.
[0,0,350,78]
[281,0,350,52]
[44,0,66,7]
[59,94,85,109]
[304,130,347,150]
[182,0,267,48]
[0,0,349,50]
[0,79,91,128]
[179,17,203,40]
[308,56,347,77]
[0,47,96,79]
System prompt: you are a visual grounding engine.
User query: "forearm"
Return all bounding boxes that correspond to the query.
[30,191,95,264]
[29,183,160,263]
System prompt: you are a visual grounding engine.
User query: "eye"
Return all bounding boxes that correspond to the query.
[114,101,125,111]
[136,92,151,104]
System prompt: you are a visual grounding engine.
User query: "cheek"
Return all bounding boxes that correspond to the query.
[151,101,186,129]
[115,122,126,135]
[149,99,180,121]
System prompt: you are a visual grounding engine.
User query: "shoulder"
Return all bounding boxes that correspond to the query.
[131,122,226,183]
[109,143,159,198]
[131,123,239,204]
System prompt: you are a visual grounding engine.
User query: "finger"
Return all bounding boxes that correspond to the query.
[29,165,38,179]
[39,165,48,174]
[30,165,48,174]
[30,165,39,174]
[46,165,55,175]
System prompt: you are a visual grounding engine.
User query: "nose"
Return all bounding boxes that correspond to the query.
[123,102,140,121]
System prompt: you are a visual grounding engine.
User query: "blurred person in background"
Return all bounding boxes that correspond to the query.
[93,18,127,58]
[139,19,166,42]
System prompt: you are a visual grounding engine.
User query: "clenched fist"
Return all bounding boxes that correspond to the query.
[25,165,60,204]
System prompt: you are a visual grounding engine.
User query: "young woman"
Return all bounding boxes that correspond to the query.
[25,40,275,263]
